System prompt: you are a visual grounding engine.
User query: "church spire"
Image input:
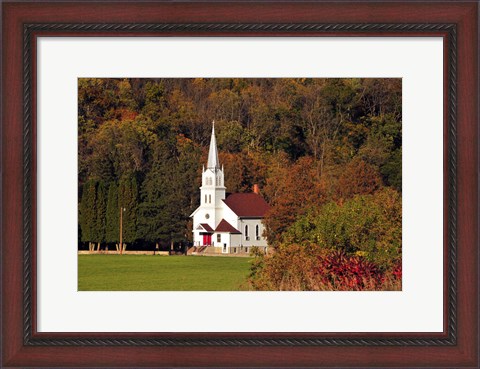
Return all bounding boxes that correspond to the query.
[207,120,220,170]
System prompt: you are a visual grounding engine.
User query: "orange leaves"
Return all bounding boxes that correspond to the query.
[336,159,382,200]
[116,108,138,121]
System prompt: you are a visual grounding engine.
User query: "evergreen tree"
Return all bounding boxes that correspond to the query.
[79,182,88,243]
[138,142,182,245]
[93,181,107,249]
[118,176,138,247]
[127,176,139,242]
[175,136,202,241]
[106,182,119,244]
[79,180,97,249]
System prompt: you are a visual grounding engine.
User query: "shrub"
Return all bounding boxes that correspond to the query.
[283,188,401,270]
[315,250,385,290]
[247,246,401,291]
[248,244,317,290]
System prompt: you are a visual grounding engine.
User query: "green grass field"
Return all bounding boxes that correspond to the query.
[78,255,253,291]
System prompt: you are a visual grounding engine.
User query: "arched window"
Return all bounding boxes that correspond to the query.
[245,225,249,240]
[256,225,260,240]
[208,194,211,203]
[204,194,207,203]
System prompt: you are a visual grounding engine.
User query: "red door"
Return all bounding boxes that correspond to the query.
[202,234,212,245]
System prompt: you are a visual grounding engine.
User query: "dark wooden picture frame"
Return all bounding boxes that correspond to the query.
[1,1,478,367]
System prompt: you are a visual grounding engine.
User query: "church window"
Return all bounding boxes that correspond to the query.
[217,234,221,242]
[209,194,211,203]
[204,194,207,203]
[245,225,249,240]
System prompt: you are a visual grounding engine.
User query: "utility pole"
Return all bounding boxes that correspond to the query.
[119,207,125,255]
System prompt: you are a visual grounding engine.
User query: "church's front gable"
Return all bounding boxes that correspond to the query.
[220,201,240,232]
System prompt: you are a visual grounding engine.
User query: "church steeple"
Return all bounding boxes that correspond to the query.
[207,121,220,170]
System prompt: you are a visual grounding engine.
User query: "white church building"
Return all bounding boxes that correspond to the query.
[190,123,269,254]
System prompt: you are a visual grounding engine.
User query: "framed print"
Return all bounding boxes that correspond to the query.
[1,1,478,368]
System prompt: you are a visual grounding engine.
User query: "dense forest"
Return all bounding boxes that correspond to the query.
[78,78,402,290]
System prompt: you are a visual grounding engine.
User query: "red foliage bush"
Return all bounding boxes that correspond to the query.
[315,250,385,290]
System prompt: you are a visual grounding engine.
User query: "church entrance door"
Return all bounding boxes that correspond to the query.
[202,234,212,246]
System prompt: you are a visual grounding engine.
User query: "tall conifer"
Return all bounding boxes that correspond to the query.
[79,180,97,248]
[175,137,202,241]
[79,182,88,243]
[93,181,107,249]
[118,176,138,247]
[106,182,119,244]
[138,141,181,244]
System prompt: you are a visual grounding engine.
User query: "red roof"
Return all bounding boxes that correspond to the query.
[215,219,241,234]
[223,193,270,217]
[199,223,214,232]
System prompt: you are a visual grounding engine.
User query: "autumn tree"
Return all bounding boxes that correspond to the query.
[263,155,325,245]
[215,120,246,153]
[87,117,155,182]
[141,81,170,126]
[336,159,382,200]
[219,151,264,194]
